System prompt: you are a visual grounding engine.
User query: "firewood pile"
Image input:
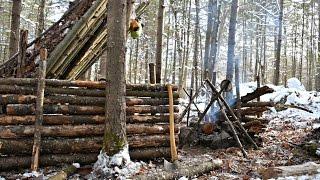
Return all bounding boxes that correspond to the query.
[0,78,179,171]
[180,81,276,152]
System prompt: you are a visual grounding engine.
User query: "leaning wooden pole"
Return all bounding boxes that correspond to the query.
[167,84,178,161]
[31,48,47,171]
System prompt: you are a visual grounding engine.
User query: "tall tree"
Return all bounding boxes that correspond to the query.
[226,0,238,99]
[155,0,165,83]
[9,0,22,57]
[103,0,128,157]
[299,0,305,81]
[209,0,220,83]
[37,0,46,37]
[192,0,200,90]
[316,0,320,91]
[203,0,214,76]
[273,0,284,85]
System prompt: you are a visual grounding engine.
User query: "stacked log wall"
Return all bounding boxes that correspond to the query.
[0,78,180,171]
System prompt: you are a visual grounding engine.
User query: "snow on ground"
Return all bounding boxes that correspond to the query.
[179,78,320,179]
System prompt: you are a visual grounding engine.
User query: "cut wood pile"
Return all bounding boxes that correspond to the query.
[0,78,180,171]
[192,86,275,149]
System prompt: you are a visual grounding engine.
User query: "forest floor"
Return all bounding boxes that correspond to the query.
[1,79,320,179]
[134,101,320,179]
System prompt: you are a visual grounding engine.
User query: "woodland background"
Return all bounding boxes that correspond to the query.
[0,0,319,92]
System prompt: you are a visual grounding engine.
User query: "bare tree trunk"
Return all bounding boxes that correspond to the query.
[193,0,200,90]
[273,0,283,85]
[261,15,267,84]
[164,9,171,83]
[316,0,320,91]
[134,39,139,84]
[156,0,165,84]
[203,0,214,77]
[172,10,178,84]
[242,1,247,83]
[254,24,260,78]
[226,0,239,99]
[103,0,127,155]
[299,1,305,82]
[144,46,149,84]
[128,42,133,83]
[292,24,297,77]
[179,0,191,93]
[9,0,22,57]
[37,0,46,37]
[209,0,220,83]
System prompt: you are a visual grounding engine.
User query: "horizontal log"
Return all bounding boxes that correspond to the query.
[0,78,178,90]
[6,104,179,115]
[127,114,179,124]
[260,162,320,179]
[241,101,274,108]
[0,114,179,125]
[0,115,105,125]
[126,106,179,115]
[126,84,178,91]
[0,85,179,98]
[237,107,269,116]
[0,124,178,138]
[241,86,274,103]
[0,147,171,170]
[0,94,179,106]
[0,135,177,154]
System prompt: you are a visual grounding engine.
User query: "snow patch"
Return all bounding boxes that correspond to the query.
[22,171,42,178]
[91,145,141,179]
[72,163,80,168]
[287,78,306,91]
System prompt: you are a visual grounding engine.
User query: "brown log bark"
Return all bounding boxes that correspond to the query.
[31,48,47,171]
[241,117,268,124]
[6,104,179,115]
[48,164,78,180]
[0,135,177,155]
[241,86,274,103]
[260,162,320,179]
[0,85,179,98]
[241,101,274,107]
[0,124,177,138]
[0,78,178,90]
[0,95,179,106]
[0,147,171,171]
[0,114,179,125]
[149,63,156,84]
[237,107,269,116]
[16,30,28,78]
[134,159,223,179]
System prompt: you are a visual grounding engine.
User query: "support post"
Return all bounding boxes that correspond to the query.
[149,63,156,84]
[167,84,178,161]
[31,48,47,171]
[17,30,28,78]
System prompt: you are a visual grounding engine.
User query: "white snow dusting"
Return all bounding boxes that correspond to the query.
[91,145,141,179]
